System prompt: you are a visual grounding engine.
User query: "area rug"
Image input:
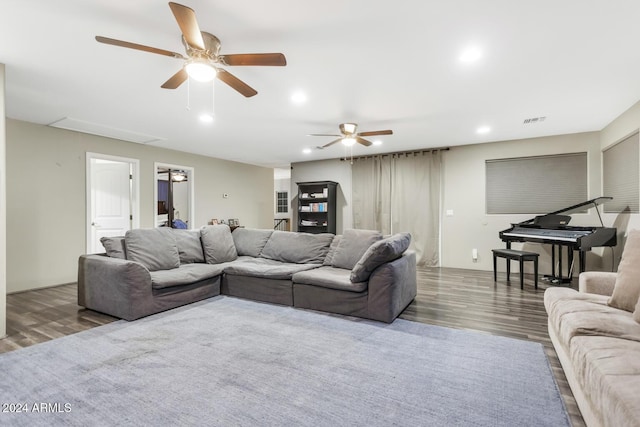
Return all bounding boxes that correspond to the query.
[0,296,569,426]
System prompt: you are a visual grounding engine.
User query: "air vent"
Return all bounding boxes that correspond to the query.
[48,117,165,144]
[523,116,546,124]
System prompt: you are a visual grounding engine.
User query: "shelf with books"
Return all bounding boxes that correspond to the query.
[296,181,338,234]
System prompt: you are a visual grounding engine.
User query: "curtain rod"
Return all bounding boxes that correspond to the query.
[339,146,449,162]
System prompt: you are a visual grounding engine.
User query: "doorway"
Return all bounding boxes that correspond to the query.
[154,162,194,229]
[86,153,140,253]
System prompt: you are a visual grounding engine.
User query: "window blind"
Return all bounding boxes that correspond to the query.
[486,153,588,214]
[603,132,639,213]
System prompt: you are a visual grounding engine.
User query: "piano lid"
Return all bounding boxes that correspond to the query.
[520,197,612,225]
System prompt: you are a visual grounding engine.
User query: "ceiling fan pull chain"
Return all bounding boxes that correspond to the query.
[211,79,215,118]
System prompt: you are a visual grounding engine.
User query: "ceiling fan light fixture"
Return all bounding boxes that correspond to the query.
[185,59,217,82]
[342,137,356,147]
[343,123,357,134]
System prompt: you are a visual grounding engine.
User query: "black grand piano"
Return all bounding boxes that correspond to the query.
[499,197,617,283]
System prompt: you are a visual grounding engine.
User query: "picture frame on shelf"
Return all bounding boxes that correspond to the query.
[233,219,240,226]
[211,219,218,225]
[228,219,236,227]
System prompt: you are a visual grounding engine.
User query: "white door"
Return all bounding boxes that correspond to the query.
[88,159,132,253]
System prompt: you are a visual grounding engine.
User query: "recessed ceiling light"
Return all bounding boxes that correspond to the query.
[459,46,482,63]
[199,113,214,123]
[302,148,312,154]
[476,126,491,134]
[291,91,307,105]
[372,140,383,146]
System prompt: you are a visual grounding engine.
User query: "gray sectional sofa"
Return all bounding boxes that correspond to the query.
[78,225,417,323]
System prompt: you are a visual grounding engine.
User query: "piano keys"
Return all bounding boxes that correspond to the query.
[499,197,617,282]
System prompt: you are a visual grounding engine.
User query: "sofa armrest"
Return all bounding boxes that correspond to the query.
[78,254,152,320]
[578,271,617,296]
[366,250,417,323]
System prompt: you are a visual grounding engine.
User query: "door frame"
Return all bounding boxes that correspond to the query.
[154,162,195,229]
[86,152,140,253]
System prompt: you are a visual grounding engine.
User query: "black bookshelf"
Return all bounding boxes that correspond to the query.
[296,181,338,234]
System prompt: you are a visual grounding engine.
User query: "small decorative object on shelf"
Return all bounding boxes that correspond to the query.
[228,219,236,227]
[296,181,338,234]
[211,219,219,225]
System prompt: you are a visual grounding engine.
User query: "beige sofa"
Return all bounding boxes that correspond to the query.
[544,230,640,427]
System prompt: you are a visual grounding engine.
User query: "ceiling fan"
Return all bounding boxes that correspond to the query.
[309,123,393,149]
[95,2,286,97]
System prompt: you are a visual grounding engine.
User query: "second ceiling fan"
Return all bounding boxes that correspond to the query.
[310,123,393,149]
[96,2,286,97]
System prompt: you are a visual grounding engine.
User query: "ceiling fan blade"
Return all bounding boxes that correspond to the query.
[358,129,393,137]
[161,68,188,89]
[318,138,343,149]
[307,134,341,137]
[168,2,205,50]
[216,69,258,97]
[222,53,287,66]
[95,36,185,59]
[356,137,373,147]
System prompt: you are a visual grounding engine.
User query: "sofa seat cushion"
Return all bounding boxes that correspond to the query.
[545,287,640,346]
[260,231,334,264]
[569,335,640,426]
[150,263,225,290]
[223,258,321,280]
[292,266,367,293]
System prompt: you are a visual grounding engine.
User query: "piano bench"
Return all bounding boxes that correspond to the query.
[492,249,539,289]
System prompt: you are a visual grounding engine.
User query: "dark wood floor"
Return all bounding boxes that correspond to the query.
[0,267,584,426]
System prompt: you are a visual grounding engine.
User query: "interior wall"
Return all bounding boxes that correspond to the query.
[290,159,352,234]
[6,119,274,293]
[600,99,640,239]
[292,132,606,275]
[442,132,604,274]
[0,64,6,337]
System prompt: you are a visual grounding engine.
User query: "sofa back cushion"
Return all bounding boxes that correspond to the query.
[350,232,411,282]
[100,236,126,259]
[124,228,180,271]
[610,229,640,312]
[323,235,342,266]
[201,224,238,264]
[332,229,383,270]
[232,228,273,257]
[172,229,205,264]
[260,231,334,264]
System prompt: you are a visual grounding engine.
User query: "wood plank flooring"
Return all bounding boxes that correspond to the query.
[0,267,584,426]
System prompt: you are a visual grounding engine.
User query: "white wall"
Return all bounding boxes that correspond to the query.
[290,159,352,233]
[6,119,274,293]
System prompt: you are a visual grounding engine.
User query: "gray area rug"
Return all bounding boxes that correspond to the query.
[0,296,569,426]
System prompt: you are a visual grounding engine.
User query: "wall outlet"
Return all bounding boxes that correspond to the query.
[472,248,478,261]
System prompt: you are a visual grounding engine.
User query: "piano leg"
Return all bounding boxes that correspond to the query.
[579,250,586,273]
[558,245,563,283]
[551,245,556,278]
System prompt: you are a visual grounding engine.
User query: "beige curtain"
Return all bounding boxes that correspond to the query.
[352,150,442,266]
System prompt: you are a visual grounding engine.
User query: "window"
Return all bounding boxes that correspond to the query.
[486,153,588,214]
[276,191,288,213]
[603,132,639,213]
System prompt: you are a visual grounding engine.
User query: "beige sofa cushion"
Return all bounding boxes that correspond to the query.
[609,229,640,312]
[570,335,640,426]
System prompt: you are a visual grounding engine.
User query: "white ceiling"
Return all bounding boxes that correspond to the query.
[2,0,640,168]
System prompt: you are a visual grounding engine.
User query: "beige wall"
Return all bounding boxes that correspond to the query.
[291,132,608,275]
[6,119,274,293]
[0,64,6,336]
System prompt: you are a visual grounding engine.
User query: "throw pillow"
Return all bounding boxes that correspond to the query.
[609,229,640,312]
[201,224,238,264]
[232,228,274,257]
[350,232,411,282]
[172,229,204,264]
[100,236,126,259]
[124,228,180,271]
[332,229,383,270]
